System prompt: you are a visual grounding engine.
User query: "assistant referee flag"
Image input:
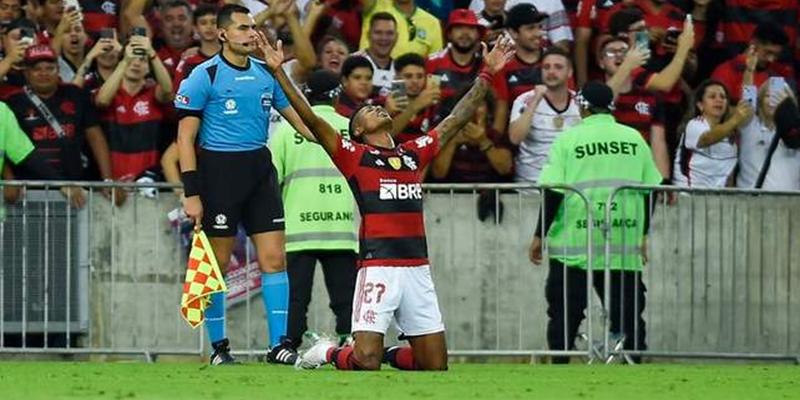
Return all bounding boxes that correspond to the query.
[180,230,227,328]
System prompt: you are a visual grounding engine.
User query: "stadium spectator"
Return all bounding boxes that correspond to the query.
[317,36,349,75]
[606,8,695,155]
[492,3,548,135]
[468,0,573,50]
[360,0,443,58]
[598,37,670,178]
[429,92,513,183]
[94,34,172,182]
[335,55,375,118]
[718,0,797,67]
[711,22,792,104]
[390,52,440,143]
[353,12,398,98]
[172,5,220,89]
[72,31,122,91]
[0,0,24,25]
[574,0,624,87]
[124,0,194,76]
[33,0,64,39]
[426,9,484,126]
[476,0,506,46]
[4,45,124,204]
[508,48,581,184]
[55,18,88,82]
[0,18,36,95]
[673,80,751,187]
[736,48,800,190]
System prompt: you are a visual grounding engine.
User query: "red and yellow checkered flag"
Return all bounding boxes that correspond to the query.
[180,229,227,329]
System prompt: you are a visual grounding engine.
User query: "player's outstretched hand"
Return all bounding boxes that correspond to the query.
[256,31,283,73]
[482,34,516,75]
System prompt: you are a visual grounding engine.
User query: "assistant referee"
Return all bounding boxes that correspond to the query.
[529,81,663,364]
[269,70,358,351]
[175,4,314,366]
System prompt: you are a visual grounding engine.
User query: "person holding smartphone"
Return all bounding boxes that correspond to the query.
[736,46,800,190]
[72,28,123,90]
[94,33,173,182]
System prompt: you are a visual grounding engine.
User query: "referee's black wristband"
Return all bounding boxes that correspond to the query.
[181,170,201,197]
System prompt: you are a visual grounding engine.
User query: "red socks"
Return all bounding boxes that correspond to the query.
[387,347,418,370]
[329,346,363,370]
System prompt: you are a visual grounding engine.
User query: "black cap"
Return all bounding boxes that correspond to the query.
[506,3,548,31]
[305,69,342,101]
[5,18,36,34]
[577,81,615,111]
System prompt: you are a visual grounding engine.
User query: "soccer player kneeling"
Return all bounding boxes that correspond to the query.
[256,32,516,370]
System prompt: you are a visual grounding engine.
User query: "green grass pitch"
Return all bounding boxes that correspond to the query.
[0,362,797,399]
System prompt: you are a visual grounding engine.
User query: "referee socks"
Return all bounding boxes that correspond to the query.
[205,291,226,346]
[261,271,289,348]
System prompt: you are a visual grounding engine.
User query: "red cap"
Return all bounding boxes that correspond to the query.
[446,9,487,35]
[24,45,57,65]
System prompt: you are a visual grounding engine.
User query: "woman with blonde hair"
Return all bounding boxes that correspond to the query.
[736,47,800,190]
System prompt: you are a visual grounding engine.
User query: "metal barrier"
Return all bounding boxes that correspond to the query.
[2,180,798,364]
[0,181,202,360]
[604,185,800,363]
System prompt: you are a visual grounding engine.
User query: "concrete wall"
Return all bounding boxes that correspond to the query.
[78,190,800,356]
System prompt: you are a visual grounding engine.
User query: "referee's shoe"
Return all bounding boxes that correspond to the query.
[267,337,299,365]
[210,339,240,365]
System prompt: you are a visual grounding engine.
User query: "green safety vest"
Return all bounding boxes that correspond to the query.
[268,105,358,253]
[538,114,663,271]
[0,102,35,221]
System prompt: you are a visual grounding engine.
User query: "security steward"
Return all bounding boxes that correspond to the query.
[528,81,663,363]
[269,70,358,350]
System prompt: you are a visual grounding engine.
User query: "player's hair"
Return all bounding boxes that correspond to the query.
[193,4,217,23]
[369,12,397,30]
[161,0,191,14]
[315,35,350,57]
[542,47,572,67]
[341,55,373,79]
[394,53,426,73]
[754,22,789,47]
[348,105,370,142]
[608,7,644,38]
[217,4,250,29]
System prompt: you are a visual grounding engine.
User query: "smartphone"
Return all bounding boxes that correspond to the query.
[18,27,34,46]
[63,0,83,22]
[634,30,650,50]
[768,77,787,107]
[131,26,147,37]
[390,79,407,98]
[429,74,441,88]
[742,85,757,108]
[99,28,114,39]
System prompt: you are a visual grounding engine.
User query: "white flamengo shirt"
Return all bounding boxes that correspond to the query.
[736,117,800,190]
[510,88,581,183]
[673,117,738,188]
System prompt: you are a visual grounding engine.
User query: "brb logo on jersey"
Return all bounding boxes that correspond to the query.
[379,179,422,200]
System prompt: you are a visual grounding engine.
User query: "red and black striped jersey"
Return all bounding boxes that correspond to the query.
[394,106,434,144]
[613,88,665,143]
[599,0,685,33]
[493,55,542,103]
[98,84,164,181]
[426,49,481,125]
[79,0,119,37]
[331,130,440,268]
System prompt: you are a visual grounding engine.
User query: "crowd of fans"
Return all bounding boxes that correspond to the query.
[2,0,800,207]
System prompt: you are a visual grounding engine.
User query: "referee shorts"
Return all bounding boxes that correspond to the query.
[198,147,284,237]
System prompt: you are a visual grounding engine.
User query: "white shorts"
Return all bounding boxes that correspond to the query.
[351,265,445,337]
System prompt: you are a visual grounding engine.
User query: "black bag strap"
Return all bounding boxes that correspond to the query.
[754,129,782,189]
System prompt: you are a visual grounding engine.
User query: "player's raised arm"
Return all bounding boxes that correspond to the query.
[256,33,341,157]
[434,35,516,145]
